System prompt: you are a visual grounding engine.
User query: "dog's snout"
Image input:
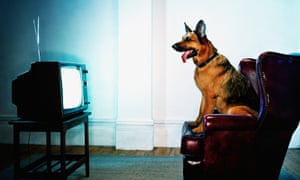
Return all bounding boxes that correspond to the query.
[172,44,177,50]
[172,43,181,51]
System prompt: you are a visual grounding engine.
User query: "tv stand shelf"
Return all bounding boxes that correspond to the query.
[9,112,91,180]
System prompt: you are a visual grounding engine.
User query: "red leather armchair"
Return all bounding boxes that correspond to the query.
[181,52,300,179]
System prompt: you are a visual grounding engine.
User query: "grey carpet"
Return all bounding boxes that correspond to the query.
[69,155,182,180]
[0,155,298,180]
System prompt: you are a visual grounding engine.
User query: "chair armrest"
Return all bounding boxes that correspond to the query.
[204,114,258,131]
[202,114,258,176]
[180,115,257,157]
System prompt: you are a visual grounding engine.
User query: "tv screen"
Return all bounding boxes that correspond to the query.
[12,61,89,122]
[61,66,84,109]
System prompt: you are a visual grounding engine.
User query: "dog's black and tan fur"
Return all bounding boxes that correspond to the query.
[172,20,259,133]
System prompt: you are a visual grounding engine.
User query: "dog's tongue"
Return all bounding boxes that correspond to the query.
[181,50,193,63]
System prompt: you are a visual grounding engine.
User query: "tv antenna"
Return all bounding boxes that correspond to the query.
[33,16,41,61]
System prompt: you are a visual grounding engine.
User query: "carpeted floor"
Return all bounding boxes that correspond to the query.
[0,155,298,180]
[70,155,183,180]
[0,155,182,180]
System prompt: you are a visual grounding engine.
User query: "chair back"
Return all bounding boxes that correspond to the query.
[256,51,300,178]
[238,58,258,95]
[257,52,300,130]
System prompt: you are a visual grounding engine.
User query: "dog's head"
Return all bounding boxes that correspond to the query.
[172,20,217,65]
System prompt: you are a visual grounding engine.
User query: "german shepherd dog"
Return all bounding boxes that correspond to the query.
[172,20,259,133]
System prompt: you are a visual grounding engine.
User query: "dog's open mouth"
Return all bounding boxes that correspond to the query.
[181,49,197,63]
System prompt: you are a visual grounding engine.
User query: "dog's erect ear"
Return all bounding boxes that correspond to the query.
[195,20,206,38]
[184,22,192,33]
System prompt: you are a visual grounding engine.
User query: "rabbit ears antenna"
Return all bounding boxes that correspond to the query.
[33,16,41,62]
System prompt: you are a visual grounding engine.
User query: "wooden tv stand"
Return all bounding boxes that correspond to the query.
[9,112,91,180]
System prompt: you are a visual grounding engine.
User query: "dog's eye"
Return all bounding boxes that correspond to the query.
[185,36,191,41]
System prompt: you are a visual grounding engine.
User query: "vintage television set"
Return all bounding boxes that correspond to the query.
[12,61,89,122]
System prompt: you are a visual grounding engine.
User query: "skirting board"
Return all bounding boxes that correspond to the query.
[1,116,299,148]
[116,120,154,150]
[0,117,116,146]
[154,121,183,147]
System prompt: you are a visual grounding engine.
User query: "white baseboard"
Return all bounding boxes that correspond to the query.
[0,120,14,144]
[1,115,298,149]
[154,121,183,147]
[0,117,116,146]
[89,120,116,146]
[116,120,154,150]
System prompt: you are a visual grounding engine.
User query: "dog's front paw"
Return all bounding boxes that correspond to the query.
[188,121,198,127]
[192,126,204,134]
